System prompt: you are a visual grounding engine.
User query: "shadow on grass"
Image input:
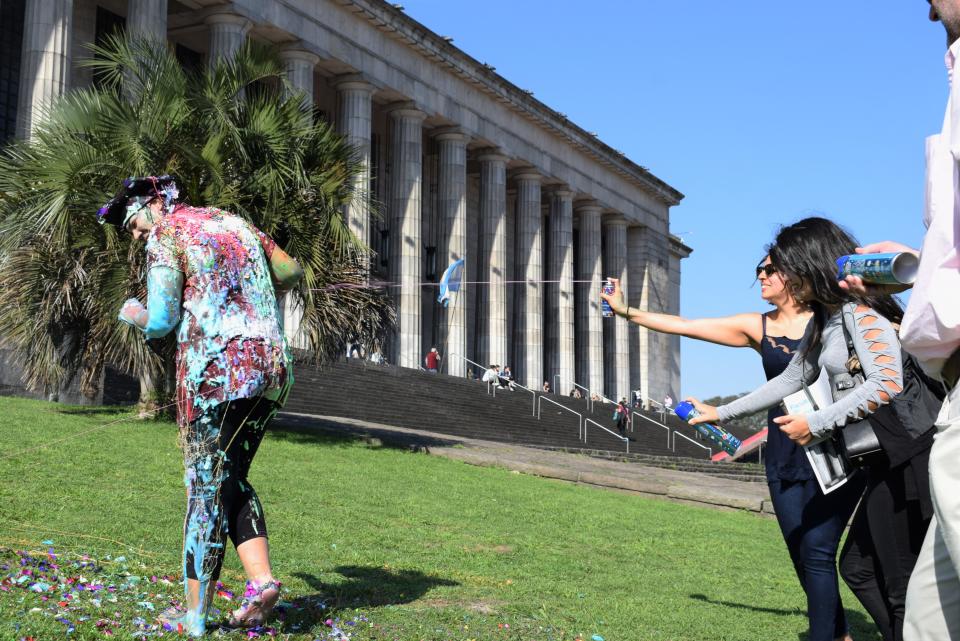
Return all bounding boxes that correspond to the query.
[56,406,133,417]
[285,566,459,624]
[689,594,882,641]
[690,593,804,616]
[269,414,461,452]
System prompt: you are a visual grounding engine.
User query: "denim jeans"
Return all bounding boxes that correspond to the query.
[768,474,865,641]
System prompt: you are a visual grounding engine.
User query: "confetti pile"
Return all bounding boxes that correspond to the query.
[0,544,359,639]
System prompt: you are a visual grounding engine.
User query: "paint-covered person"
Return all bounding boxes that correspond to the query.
[98,176,303,636]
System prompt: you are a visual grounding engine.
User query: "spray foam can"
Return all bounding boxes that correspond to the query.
[601,279,615,317]
[836,252,918,285]
[674,401,742,456]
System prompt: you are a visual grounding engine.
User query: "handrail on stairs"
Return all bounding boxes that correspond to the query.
[571,381,596,412]
[538,395,583,440]
[583,418,629,453]
[633,412,672,450]
[672,430,712,459]
[447,353,496,395]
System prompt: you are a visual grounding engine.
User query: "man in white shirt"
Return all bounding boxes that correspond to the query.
[844,3,960,638]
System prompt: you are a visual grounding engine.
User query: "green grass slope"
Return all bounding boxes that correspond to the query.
[0,396,878,640]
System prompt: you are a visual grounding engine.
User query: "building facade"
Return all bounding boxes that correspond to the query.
[2,0,692,404]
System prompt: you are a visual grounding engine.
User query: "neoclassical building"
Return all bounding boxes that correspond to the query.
[2,0,691,405]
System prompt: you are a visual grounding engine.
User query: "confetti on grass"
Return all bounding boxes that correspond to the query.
[0,545,323,638]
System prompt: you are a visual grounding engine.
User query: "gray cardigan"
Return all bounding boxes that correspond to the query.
[717,303,903,438]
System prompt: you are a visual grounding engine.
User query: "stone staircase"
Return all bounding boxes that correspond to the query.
[283,359,752,464]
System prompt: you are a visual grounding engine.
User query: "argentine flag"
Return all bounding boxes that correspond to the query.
[437,258,465,307]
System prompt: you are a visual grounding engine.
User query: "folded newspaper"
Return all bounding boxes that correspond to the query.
[780,367,854,495]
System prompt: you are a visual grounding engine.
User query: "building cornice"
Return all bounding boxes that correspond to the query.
[333,0,684,207]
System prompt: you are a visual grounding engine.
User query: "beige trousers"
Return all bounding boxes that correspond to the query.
[904,381,960,640]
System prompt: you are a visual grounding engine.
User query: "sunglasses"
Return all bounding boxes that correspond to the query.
[755,264,778,278]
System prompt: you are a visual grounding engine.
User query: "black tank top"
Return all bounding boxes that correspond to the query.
[761,313,813,483]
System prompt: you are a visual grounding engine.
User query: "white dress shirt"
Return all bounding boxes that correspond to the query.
[900,39,960,377]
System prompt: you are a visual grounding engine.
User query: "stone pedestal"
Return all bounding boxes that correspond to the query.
[478,151,509,367]
[515,172,542,388]
[335,75,375,248]
[548,189,575,395]
[576,204,604,396]
[205,13,251,66]
[127,0,167,42]
[603,215,630,402]
[435,129,468,375]
[388,103,426,369]
[17,0,73,139]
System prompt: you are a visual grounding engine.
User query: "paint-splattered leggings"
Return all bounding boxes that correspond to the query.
[182,395,279,582]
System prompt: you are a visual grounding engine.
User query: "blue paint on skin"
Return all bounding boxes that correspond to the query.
[144,266,183,339]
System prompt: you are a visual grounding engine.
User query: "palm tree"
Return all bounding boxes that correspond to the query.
[0,35,394,407]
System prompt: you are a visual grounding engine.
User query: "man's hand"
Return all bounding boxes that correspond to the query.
[600,277,628,316]
[118,298,148,329]
[774,414,813,446]
[684,397,719,425]
[838,241,918,296]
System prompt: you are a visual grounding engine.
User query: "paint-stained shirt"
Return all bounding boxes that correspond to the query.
[146,205,291,426]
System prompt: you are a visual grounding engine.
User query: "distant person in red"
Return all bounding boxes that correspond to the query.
[424,347,441,373]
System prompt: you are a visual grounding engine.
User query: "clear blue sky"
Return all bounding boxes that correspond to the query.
[401,1,947,399]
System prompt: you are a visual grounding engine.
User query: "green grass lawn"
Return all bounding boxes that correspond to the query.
[0,395,879,641]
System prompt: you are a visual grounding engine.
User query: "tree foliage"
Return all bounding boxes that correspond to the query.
[0,35,394,400]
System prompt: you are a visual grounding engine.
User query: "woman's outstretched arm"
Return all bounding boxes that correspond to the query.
[600,277,762,350]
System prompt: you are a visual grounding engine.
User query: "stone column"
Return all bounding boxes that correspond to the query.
[603,215,630,402]
[275,48,319,350]
[633,226,671,404]
[280,48,320,111]
[627,225,646,401]
[436,129,469,376]
[335,75,375,248]
[387,103,426,369]
[127,0,167,42]
[515,172,543,389]
[576,204,604,396]
[548,189,575,396]
[205,13,251,66]
[16,0,73,139]
[478,151,509,367]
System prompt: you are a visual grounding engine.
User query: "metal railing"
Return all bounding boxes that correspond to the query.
[572,382,595,412]
[538,395,583,440]
[672,430,712,459]
[509,379,538,416]
[447,353,496,396]
[584,418,629,453]
[633,412,672,449]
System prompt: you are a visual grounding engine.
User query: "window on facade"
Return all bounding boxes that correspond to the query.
[0,0,26,144]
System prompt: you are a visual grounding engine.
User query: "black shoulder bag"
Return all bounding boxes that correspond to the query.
[832,310,885,467]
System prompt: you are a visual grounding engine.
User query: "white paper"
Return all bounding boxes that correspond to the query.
[781,367,852,495]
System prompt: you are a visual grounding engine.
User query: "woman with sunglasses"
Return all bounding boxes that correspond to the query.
[602,246,862,641]
[688,217,933,641]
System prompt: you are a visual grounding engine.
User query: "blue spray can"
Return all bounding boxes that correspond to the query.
[836,252,918,285]
[674,401,742,456]
[601,279,615,317]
